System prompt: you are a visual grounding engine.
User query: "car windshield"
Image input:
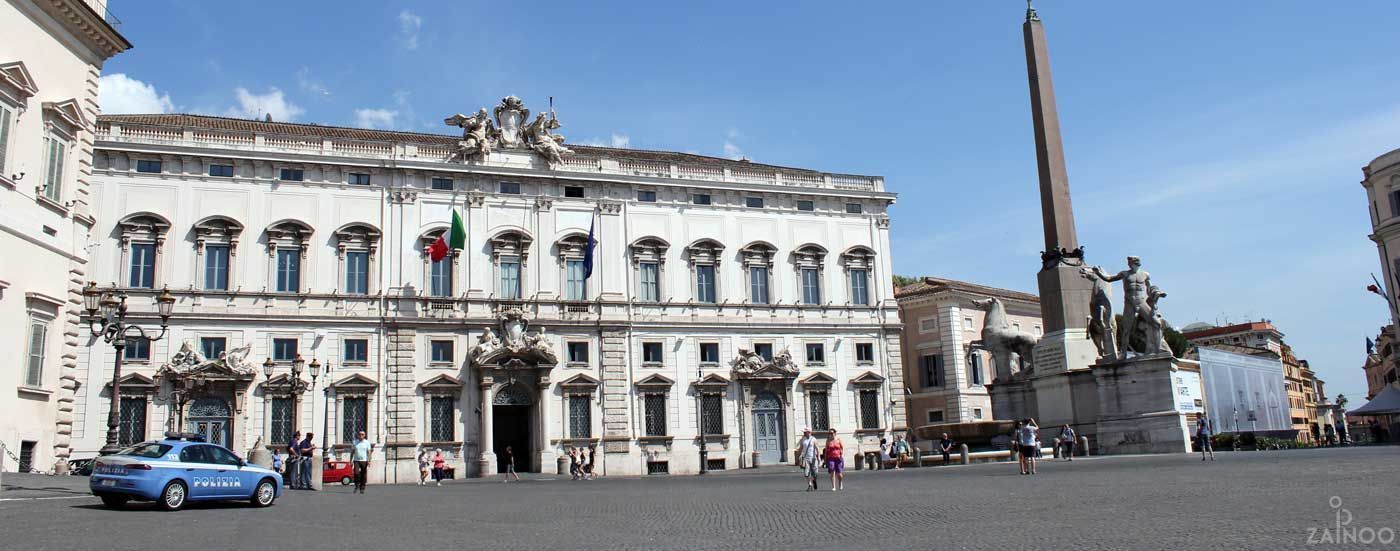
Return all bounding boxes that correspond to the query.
[117,443,172,458]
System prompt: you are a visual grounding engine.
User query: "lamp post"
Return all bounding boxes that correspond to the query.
[313,360,328,460]
[83,282,175,455]
[697,364,707,475]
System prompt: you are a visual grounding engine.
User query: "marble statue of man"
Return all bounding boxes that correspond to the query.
[523,112,573,166]
[1084,256,1154,357]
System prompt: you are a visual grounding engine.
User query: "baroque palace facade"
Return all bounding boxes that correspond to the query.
[70,99,904,480]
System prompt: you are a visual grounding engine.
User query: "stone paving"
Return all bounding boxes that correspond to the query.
[1,446,1395,549]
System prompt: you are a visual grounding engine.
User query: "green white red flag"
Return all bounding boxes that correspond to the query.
[427,210,466,262]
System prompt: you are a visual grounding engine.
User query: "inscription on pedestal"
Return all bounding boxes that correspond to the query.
[1033,339,1065,373]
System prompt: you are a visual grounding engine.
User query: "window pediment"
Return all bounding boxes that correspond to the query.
[0,61,39,101]
[556,232,590,261]
[489,229,533,261]
[799,372,837,387]
[419,374,463,392]
[841,246,876,270]
[630,237,670,264]
[267,220,313,255]
[118,212,171,246]
[560,372,602,391]
[42,99,86,134]
[739,241,777,267]
[635,373,675,390]
[334,222,381,254]
[850,370,885,387]
[793,244,827,268]
[686,238,725,265]
[194,216,243,250]
[331,373,379,393]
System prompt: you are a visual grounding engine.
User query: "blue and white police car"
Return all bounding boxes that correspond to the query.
[90,432,282,511]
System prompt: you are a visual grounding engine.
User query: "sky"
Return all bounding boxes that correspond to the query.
[95,1,1400,402]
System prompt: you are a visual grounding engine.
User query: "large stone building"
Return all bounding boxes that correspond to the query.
[1361,147,1400,406]
[896,277,1041,428]
[0,0,129,473]
[1182,321,1325,441]
[70,103,904,480]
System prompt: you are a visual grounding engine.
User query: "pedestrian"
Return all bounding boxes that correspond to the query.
[1030,418,1042,460]
[272,451,284,476]
[568,447,581,480]
[823,429,845,491]
[298,432,317,490]
[285,431,301,489]
[351,430,373,494]
[431,448,446,486]
[1060,424,1076,460]
[585,446,597,480]
[1324,423,1336,446]
[417,448,430,486]
[892,434,909,469]
[502,445,521,482]
[797,427,820,491]
[878,437,890,469]
[1196,417,1215,461]
[939,433,954,465]
[1336,420,1349,445]
[1018,418,1039,475]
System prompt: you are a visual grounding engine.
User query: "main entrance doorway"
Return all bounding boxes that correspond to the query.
[187,397,232,447]
[753,392,784,465]
[492,384,533,473]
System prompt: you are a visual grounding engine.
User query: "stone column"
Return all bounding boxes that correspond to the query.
[478,375,495,476]
[600,329,631,461]
[383,327,417,483]
[883,330,908,431]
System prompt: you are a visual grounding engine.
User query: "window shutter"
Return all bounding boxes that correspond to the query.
[0,106,10,173]
[918,355,931,388]
[1391,190,1400,218]
[935,355,945,387]
[27,322,47,386]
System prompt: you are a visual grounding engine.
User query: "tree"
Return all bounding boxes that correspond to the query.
[892,275,920,289]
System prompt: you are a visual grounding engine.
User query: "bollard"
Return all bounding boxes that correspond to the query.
[557,455,569,476]
[866,452,877,471]
[751,451,761,469]
[1052,437,1062,459]
[959,443,970,465]
[913,448,924,467]
[1078,436,1090,457]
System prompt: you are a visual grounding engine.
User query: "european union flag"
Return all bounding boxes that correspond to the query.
[583,214,597,279]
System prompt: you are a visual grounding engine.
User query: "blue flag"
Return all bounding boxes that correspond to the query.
[583,214,597,279]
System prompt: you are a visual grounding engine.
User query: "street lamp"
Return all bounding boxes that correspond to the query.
[83,283,175,455]
[311,359,329,461]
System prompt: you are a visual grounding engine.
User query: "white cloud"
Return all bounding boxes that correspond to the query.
[723,140,744,160]
[580,133,631,148]
[398,10,422,50]
[98,74,174,114]
[353,108,399,129]
[297,67,330,97]
[225,87,304,122]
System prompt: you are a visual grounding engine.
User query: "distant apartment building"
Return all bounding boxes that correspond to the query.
[896,277,1041,427]
[1183,321,1325,441]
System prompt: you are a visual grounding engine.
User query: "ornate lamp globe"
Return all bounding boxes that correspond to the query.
[98,292,120,319]
[262,358,275,380]
[309,359,322,381]
[82,282,101,315]
[292,355,305,378]
[155,287,176,319]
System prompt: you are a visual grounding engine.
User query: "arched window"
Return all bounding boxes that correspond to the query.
[841,246,877,306]
[265,220,313,294]
[630,237,670,302]
[739,241,777,305]
[489,229,533,300]
[194,216,243,291]
[685,239,724,304]
[419,227,457,297]
[117,213,171,289]
[334,223,381,295]
[792,244,827,305]
[556,233,590,301]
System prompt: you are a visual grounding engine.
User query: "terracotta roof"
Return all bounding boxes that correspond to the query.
[895,276,1039,304]
[96,113,832,175]
[1180,321,1281,340]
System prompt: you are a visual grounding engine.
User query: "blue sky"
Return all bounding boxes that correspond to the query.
[97,1,1400,401]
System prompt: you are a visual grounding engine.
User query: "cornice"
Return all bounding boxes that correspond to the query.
[36,0,132,60]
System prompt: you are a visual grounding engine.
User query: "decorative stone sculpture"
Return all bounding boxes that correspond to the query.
[492,95,529,147]
[730,349,765,374]
[169,339,204,368]
[444,108,494,160]
[524,326,554,353]
[221,343,253,372]
[770,347,797,374]
[971,297,1039,382]
[1146,285,1171,356]
[1079,266,1118,359]
[1082,256,1168,358]
[472,327,501,359]
[523,112,573,167]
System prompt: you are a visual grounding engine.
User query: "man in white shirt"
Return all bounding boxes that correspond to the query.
[797,427,820,491]
[351,431,374,494]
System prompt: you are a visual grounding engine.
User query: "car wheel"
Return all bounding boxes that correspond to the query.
[158,480,187,511]
[100,495,129,509]
[251,478,276,508]
[341,476,351,486]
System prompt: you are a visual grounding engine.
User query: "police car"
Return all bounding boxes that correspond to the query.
[90,432,282,511]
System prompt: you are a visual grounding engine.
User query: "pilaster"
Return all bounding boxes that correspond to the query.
[383,326,417,460]
[600,329,630,454]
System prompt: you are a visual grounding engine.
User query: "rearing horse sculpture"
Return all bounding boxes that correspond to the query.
[971,297,1040,382]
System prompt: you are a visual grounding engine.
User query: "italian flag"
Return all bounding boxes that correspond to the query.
[427,210,466,262]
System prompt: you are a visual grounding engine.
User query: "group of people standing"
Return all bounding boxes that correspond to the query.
[417,448,450,486]
[281,431,316,490]
[796,427,847,491]
[568,446,597,480]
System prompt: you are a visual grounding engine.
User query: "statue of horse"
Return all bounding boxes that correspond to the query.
[971,297,1040,382]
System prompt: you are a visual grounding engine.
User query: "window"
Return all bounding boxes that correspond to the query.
[564,186,584,198]
[695,265,716,303]
[178,445,210,464]
[926,409,944,424]
[808,392,830,431]
[692,193,711,205]
[972,407,984,420]
[963,317,974,330]
[499,259,522,299]
[856,343,874,364]
[639,262,660,302]
[339,251,368,294]
[699,342,720,365]
[136,159,161,173]
[430,257,453,297]
[565,259,586,300]
[430,340,454,364]
[859,389,880,429]
[796,200,814,211]
[754,343,773,362]
[1391,189,1400,218]
[430,396,454,442]
[342,397,367,443]
[850,269,870,306]
[124,337,151,361]
[118,397,147,446]
[745,197,764,208]
[701,394,723,435]
[805,343,824,365]
[919,318,937,333]
[920,354,943,388]
[569,395,591,438]
[637,190,657,202]
[642,342,664,365]
[204,245,230,290]
[643,394,667,437]
[25,319,48,387]
[273,338,297,361]
[567,342,589,365]
[499,182,520,194]
[845,203,863,214]
[208,164,234,177]
[749,266,769,304]
[348,173,371,185]
[279,168,303,181]
[343,339,368,364]
[801,268,821,305]
[200,337,227,360]
[275,249,300,292]
[0,105,10,175]
[969,353,984,386]
[129,243,156,288]
[430,177,454,190]
[269,397,294,445]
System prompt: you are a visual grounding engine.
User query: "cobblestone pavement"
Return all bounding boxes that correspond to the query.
[2,446,1396,550]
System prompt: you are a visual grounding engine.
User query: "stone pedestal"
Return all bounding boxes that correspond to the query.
[1092,354,1192,455]
[310,459,323,491]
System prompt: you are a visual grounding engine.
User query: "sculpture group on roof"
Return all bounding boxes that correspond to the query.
[445,95,572,166]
